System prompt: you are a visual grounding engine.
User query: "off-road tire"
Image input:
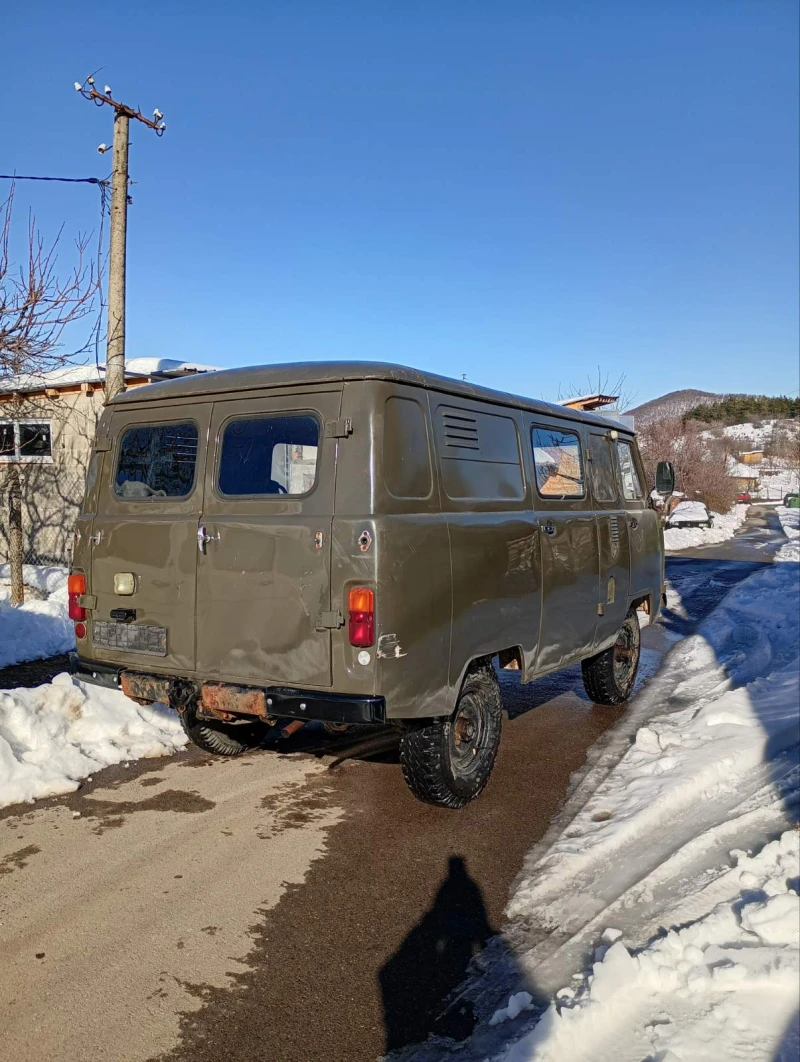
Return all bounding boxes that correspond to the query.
[179,710,264,756]
[399,663,502,809]
[582,609,641,706]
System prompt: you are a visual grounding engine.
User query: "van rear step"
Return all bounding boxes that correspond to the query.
[69,655,385,726]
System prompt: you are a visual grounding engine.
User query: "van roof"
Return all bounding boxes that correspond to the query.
[110,360,633,432]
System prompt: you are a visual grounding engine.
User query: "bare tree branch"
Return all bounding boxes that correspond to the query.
[0,184,100,604]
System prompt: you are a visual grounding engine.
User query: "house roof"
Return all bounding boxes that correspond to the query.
[0,358,220,395]
[560,393,619,411]
[111,359,636,432]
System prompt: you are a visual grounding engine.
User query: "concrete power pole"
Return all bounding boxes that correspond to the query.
[75,76,166,402]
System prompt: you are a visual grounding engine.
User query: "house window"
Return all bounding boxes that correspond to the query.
[0,420,53,462]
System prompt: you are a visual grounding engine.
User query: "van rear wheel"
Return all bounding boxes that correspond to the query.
[399,663,502,809]
[581,609,641,706]
[178,705,264,756]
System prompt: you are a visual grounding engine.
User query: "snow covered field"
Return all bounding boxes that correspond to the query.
[0,674,187,808]
[0,564,74,668]
[461,508,799,1062]
[663,503,748,551]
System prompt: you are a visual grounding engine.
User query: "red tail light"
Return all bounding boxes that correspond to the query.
[348,587,374,648]
[68,572,86,621]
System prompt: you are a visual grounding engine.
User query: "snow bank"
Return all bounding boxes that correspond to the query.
[0,673,187,808]
[475,531,800,1062]
[0,564,74,668]
[663,503,748,551]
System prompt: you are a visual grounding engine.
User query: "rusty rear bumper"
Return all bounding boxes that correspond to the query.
[69,655,385,726]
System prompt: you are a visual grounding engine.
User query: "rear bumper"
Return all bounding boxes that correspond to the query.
[68,654,385,726]
[69,653,121,689]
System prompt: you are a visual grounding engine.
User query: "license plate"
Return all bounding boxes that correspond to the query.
[92,621,168,656]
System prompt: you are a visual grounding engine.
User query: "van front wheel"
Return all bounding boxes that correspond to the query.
[581,609,641,706]
[399,664,502,809]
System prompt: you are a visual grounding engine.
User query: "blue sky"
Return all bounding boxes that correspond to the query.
[2,1,798,405]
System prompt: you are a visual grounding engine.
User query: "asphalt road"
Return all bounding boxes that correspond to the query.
[0,507,786,1062]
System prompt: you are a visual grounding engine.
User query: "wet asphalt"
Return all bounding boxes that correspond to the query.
[0,506,788,1062]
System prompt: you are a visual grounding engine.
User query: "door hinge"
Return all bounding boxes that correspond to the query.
[597,602,605,616]
[325,418,353,439]
[94,418,113,452]
[315,609,344,630]
[79,594,97,609]
[586,448,594,462]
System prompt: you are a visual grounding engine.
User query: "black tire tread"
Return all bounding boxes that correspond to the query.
[179,713,262,756]
[581,610,641,707]
[399,664,501,809]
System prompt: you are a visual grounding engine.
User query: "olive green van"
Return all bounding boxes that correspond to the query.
[69,362,667,808]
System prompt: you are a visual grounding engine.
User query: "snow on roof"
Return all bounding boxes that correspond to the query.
[726,455,759,477]
[0,358,220,394]
[125,357,220,375]
[738,449,764,456]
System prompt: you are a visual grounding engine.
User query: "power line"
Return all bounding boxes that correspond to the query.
[0,174,105,185]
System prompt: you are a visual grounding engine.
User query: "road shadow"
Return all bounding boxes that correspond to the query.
[378,856,498,1054]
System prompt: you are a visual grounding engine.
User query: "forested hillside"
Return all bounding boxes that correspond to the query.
[685,395,799,424]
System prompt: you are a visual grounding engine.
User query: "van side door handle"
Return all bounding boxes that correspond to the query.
[542,521,556,536]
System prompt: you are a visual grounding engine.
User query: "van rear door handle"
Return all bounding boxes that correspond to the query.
[197,525,219,553]
[542,522,556,536]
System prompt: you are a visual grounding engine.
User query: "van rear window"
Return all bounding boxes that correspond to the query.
[115,422,198,499]
[218,415,319,496]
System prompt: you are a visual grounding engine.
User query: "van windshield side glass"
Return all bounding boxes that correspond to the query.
[616,440,643,500]
[218,415,319,496]
[115,422,198,499]
[532,426,585,498]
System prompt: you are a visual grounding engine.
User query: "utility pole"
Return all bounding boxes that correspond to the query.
[75,76,166,402]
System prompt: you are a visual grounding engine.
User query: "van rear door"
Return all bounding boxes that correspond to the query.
[89,404,212,674]
[194,390,341,688]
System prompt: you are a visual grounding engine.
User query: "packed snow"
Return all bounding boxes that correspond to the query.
[0,673,187,808]
[0,564,74,668]
[450,509,800,1062]
[663,503,748,551]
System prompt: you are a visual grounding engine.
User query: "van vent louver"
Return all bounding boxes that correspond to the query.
[441,411,480,451]
[610,515,620,544]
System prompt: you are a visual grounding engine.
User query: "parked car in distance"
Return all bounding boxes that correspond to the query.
[666,500,714,529]
[784,493,800,509]
[69,361,670,809]
[736,491,752,503]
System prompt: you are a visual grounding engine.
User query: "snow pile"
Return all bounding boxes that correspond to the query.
[0,565,74,668]
[663,503,748,551]
[478,532,800,1062]
[0,673,187,808]
[776,504,800,563]
[494,834,799,1062]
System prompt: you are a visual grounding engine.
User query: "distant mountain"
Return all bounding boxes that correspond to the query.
[628,389,725,425]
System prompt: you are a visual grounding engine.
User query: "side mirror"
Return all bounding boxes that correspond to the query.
[656,460,675,495]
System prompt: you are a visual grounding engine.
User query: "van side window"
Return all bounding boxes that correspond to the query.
[591,437,618,503]
[437,405,524,501]
[383,397,432,499]
[218,414,319,496]
[115,422,198,499]
[616,440,643,500]
[531,427,585,498]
